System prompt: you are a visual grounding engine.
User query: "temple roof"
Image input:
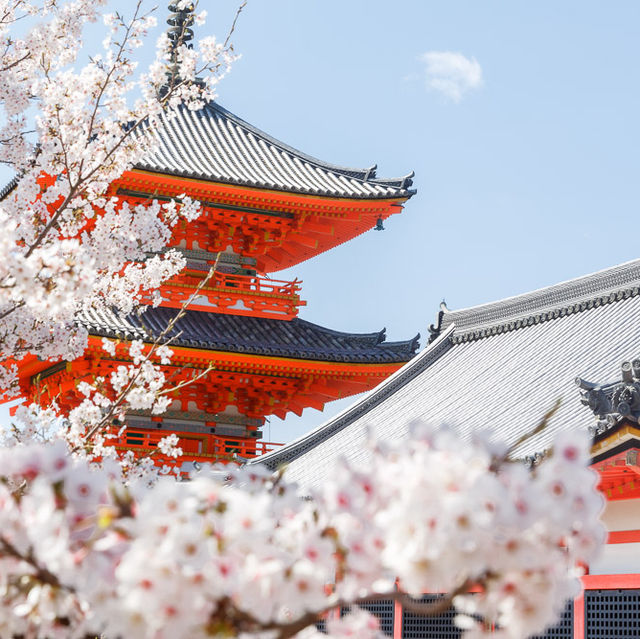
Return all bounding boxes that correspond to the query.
[80,306,419,364]
[134,102,415,200]
[255,258,640,486]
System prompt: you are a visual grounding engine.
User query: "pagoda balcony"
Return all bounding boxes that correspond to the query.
[155,270,306,319]
[109,428,283,463]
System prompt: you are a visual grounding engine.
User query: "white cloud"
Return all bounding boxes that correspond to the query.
[420,51,483,103]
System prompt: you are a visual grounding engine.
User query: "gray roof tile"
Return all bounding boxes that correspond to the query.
[256,258,640,487]
[80,306,419,364]
[134,102,415,200]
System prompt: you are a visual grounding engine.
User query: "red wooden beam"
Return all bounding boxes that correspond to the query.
[582,573,640,589]
[607,530,640,544]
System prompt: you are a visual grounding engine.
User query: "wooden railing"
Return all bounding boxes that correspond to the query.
[110,428,283,464]
[155,270,306,319]
[211,271,301,297]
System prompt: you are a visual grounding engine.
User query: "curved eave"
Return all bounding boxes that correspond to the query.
[86,338,410,376]
[121,168,412,211]
[79,307,420,365]
[260,257,640,487]
[7,345,408,410]
[116,169,412,273]
[131,164,416,202]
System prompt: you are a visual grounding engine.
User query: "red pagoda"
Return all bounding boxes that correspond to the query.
[7,5,418,466]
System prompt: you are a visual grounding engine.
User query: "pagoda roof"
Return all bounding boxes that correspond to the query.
[134,102,415,200]
[80,306,419,364]
[255,258,640,486]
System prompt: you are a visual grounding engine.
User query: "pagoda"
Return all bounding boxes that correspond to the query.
[7,4,418,466]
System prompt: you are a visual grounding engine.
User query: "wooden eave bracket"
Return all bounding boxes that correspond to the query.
[591,446,640,500]
[625,449,640,475]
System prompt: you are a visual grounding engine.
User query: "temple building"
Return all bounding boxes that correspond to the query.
[259,258,640,638]
[6,6,418,465]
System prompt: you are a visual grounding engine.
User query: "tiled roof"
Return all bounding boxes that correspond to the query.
[134,102,415,200]
[80,306,420,364]
[0,175,18,200]
[439,259,640,343]
[256,258,640,487]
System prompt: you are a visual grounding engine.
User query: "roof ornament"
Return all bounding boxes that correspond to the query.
[400,171,415,190]
[577,359,640,435]
[428,299,448,344]
[166,2,196,82]
[374,217,385,231]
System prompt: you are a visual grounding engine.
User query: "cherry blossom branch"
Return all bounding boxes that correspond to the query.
[0,414,605,638]
[83,2,149,149]
[81,260,219,443]
[356,580,474,617]
[489,397,561,471]
[0,51,28,72]
[223,0,247,49]
[508,397,561,455]
[207,578,475,639]
[22,6,235,260]
[0,535,74,593]
[155,363,214,397]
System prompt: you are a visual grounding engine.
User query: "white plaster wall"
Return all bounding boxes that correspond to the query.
[590,543,640,575]
[602,499,640,532]
[588,498,640,575]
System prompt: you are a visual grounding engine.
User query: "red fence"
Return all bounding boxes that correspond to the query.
[110,428,282,463]
[156,270,306,319]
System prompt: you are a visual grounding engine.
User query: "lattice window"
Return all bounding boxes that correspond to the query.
[402,595,463,639]
[341,600,394,636]
[585,589,640,638]
[530,599,573,639]
[125,432,147,446]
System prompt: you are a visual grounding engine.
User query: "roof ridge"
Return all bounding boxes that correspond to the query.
[369,171,415,189]
[203,101,410,187]
[293,316,384,341]
[442,258,640,343]
[381,332,421,351]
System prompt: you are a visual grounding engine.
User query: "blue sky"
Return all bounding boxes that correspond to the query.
[8,2,640,442]
[195,1,639,441]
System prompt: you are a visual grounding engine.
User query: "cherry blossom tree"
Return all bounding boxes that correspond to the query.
[0,1,606,638]
[0,419,604,638]
[0,0,229,473]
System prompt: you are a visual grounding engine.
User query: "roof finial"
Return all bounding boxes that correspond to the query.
[428,300,448,344]
[167,2,196,79]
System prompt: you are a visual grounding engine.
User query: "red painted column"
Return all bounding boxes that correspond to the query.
[393,598,402,639]
[573,591,584,639]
